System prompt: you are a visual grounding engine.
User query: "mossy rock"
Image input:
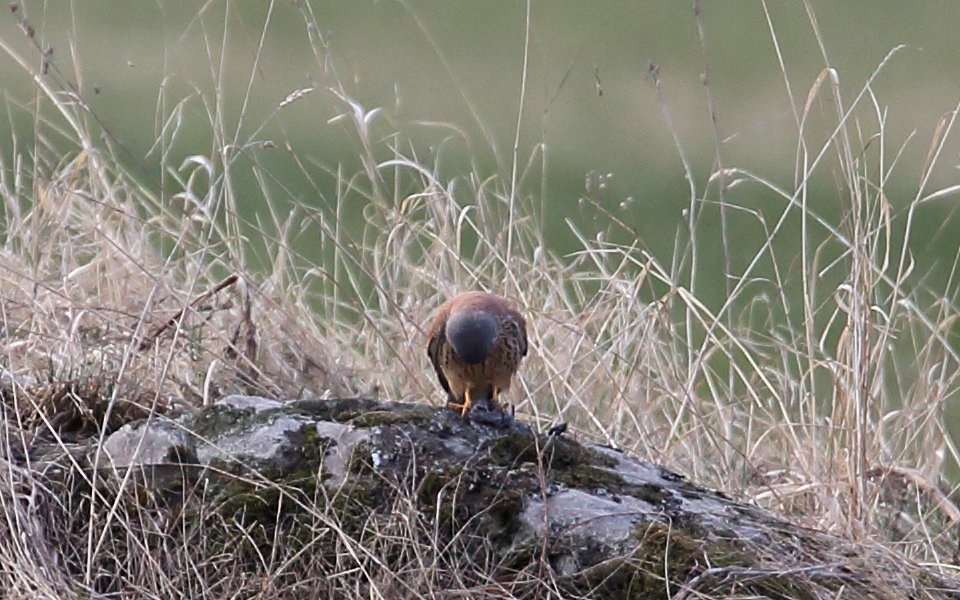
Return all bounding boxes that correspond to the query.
[34,395,959,599]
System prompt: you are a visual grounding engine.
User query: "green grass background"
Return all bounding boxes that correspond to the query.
[3,2,959,278]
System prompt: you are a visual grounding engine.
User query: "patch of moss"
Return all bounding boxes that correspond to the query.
[490,431,587,467]
[488,430,541,465]
[215,469,318,521]
[488,430,537,466]
[572,554,659,599]
[629,483,673,506]
[489,432,665,508]
[416,465,526,547]
[196,452,389,576]
[190,403,252,436]
[351,406,437,428]
[563,521,838,600]
[299,423,327,465]
[552,463,627,491]
[416,466,464,505]
[490,431,621,473]
[557,521,709,599]
[480,486,526,542]
[290,397,395,422]
[346,442,376,477]
[193,424,381,561]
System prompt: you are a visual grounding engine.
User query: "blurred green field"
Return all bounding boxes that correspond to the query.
[3,1,959,281]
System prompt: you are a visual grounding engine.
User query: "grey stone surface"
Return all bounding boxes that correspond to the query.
[521,487,656,546]
[97,418,189,469]
[312,421,369,485]
[216,394,283,413]
[51,395,956,599]
[193,413,310,468]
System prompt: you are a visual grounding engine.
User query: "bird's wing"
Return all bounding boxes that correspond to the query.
[426,317,452,396]
[515,312,529,357]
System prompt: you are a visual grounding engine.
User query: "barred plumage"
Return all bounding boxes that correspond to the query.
[426,291,528,419]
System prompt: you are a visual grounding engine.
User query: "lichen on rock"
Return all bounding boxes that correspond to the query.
[25,395,960,599]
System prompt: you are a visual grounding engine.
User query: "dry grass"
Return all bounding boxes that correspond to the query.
[1,1,960,597]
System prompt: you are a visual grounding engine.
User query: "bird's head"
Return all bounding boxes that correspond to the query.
[445,309,498,364]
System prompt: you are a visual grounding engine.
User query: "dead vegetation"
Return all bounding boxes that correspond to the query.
[1,1,960,598]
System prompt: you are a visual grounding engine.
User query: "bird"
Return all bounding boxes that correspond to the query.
[426,291,528,420]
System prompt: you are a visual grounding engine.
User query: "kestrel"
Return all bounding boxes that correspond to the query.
[426,291,528,420]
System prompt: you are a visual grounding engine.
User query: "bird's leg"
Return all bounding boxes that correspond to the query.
[491,387,501,411]
[446,388,473,417]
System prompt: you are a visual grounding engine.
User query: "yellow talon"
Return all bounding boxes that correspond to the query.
[447,388,473,417]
